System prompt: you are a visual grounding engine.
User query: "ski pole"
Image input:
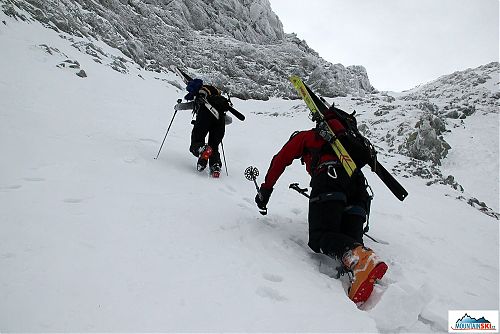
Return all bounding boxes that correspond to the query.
[363,233,388,245]
[154,99,182,160]
[244,166,267,215]
[289,183,310,198]
[221,140,229,176]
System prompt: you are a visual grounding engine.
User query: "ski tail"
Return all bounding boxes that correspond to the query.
[227,105,245,121]
[170,65,193,84]
[374,162,408,201]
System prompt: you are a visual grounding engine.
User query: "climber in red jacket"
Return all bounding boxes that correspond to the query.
[255,107,388,304]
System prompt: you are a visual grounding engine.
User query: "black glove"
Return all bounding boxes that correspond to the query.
[255,187,273,211]
[184,92,195,101]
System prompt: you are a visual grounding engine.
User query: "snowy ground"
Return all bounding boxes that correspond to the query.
[0,14,498,332]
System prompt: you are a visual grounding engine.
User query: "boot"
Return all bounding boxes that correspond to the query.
[342,245,388,304]
[197,145,213,171]
[209,163,221,178]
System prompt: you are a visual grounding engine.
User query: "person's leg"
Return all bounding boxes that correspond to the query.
[341,206,366,245]
[308,172,359,258]
[308,199,361,259]
[207,117,225,169]
[341,170,371,245]
[189,110,210,157]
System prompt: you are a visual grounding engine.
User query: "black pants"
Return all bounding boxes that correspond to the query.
[189,107,225,166]
[307,167,370,259]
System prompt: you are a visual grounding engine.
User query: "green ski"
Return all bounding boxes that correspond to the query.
[290,75,408,201]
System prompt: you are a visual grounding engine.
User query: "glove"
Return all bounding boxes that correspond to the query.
[255,186,273,211]
[184,92,195,101]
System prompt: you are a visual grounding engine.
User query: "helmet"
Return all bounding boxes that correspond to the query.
[184,79,204,100]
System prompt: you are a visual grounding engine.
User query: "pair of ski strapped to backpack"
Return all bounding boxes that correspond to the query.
[289,75,408,202]
[171,65,245,122]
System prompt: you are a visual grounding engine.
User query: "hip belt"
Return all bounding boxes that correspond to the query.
[309,191,346,204]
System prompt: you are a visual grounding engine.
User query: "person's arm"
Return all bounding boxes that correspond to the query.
[174,101,195,111]
[261,131,309,189]
[254,131,308,211]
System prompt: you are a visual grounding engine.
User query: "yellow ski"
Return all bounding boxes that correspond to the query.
[290,75,357,177]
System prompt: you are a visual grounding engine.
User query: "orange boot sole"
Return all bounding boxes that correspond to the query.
[350,262,388,304]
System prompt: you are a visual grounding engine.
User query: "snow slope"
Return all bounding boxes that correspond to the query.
[0,15,498,332]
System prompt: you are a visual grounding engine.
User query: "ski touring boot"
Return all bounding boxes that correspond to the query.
[210,163,221,178]
[341,245,388,304]
[197,145,213,172]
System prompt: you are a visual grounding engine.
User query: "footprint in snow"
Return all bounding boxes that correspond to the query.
[0,184,22,191]
[23,177,45,182]
[259,218,277,228]
[219,184,237,195]
[63,198,85,203]
[124,157,138,164]
[1,252,16,259]
[225,184,237,193]
[262,273,284,283]
[242,197,254,204]
[138,138,157,143]
[255,286,287,302]
[237,203,252,211]
[289,236,306,248]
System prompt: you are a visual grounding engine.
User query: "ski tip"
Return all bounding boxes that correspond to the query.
[289,75,301,84]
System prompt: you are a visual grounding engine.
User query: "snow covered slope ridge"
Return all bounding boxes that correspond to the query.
[0,0,373,99]
[0,7,498,333]
[344,61,499,218]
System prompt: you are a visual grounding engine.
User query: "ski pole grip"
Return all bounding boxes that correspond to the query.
[289,183,310,198]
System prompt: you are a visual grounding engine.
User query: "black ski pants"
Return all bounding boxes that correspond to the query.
[307,168,370,259]
[189,107,225,166]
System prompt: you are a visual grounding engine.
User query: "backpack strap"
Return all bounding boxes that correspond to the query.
[309,191,347,204]
[200,85,221,97]
[304,130,336,176]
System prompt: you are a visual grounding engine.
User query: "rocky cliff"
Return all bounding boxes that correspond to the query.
[1,0,374,99]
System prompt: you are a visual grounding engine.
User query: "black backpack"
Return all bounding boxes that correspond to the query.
[200,85,230,113]
[323,106,377,168]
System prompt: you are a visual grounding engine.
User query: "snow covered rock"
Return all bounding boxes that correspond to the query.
[401,114,451,165]
[1,0,374,99]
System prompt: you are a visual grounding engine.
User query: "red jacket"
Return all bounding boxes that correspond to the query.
[261,119,345,189]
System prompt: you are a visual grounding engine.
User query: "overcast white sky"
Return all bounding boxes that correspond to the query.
[268,0,499,92]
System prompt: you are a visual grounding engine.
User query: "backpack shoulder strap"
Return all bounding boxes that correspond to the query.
[201,85,221,97]
[301,130,333,173]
